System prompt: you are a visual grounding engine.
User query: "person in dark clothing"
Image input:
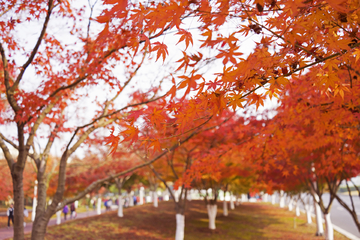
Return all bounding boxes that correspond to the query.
[63,205,69,220]
[70,202,76,219]
[7,203,14,228]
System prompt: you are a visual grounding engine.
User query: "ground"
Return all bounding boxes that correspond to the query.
[16,200,349,240]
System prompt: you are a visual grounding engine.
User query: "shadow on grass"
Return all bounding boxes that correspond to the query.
[23,200,350,240]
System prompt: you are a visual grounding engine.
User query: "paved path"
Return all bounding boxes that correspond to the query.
[0,209,109,240]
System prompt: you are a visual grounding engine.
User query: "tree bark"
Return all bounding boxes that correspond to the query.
[12,167,25,240]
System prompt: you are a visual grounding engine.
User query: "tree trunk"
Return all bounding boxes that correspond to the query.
[97,197,102,215]
[175,213,185,240]
[263,193,268,202]
[324,213,334,240]
[31,167,51,240]
[117,195,123,217]
[295,200,300,216]
[12,168,25,240]
[223,200,228,216]
[271,194,276,205]
[207,204,217,229]
[153,191,158,208]
[279,190,285,208]
[241,193,247,203]
[128,194,134,207]
[288,198,293,211]
[305,196,312,224]
[314,196,324,236]
[139,187,144,205]
[230,193,235,210]
[56,210,61,225]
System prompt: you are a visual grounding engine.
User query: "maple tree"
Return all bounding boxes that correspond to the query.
[1,0,360,240]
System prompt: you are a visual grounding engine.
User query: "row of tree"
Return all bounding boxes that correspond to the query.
[0,0,359,239]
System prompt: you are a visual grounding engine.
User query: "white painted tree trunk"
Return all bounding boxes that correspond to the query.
[314,195,324,235]
[56,210,61,225]
[32,197,37,222]
[153,191,158,208]
[279,190,285,208]
[97,198,102,215]
[187,190,192,201]
[223,200,228,216]
[288,198,293,211]
[230,193,235,210]
[117,195,123,217]
[149,191,153,202]
[263,193,268,202]
[271,194,276,204]
[324,213,334,240]
[295,201,300,216]
[129,192,134,207]
[164,193,169,201]
[305,197,312,224]
[175,214,185,240]
[241,194,247,203]
[235,196,240,206]
[207,204,217,230]
[139,187,144,205]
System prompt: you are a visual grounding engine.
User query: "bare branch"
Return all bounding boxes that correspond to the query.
[0,133,15,169]
[13,0,55,89]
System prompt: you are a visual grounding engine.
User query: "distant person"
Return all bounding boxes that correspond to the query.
[62,205,69,220]
[7,203,14,228]
[70,202,76,219]
[133,195,137,205]
[92,199,96,210]
[23,207,29,227]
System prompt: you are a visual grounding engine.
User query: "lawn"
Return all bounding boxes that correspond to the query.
[18,200,349,240]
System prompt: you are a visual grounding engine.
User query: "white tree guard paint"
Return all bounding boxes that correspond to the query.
[241,194,247,203]
[74,200,79,209]
[153,191,158,208]
[305,204,312,224]
[207,204,217,229]
[295,201,300,216]
[139,187,144,205]
[175,214,185,240]
[279,190,285,208]
[223,200,228,216]
[129,191,134,207]
[149,191,153,202]
[230,194,235,210]
[324,213,334,240]
[235,197,240,206]
[187,190,192,201]
[314,195,324,235]
[97,197,102,215]
[117,195,123,217]
[263,193,268,202]
[288,198,293,211]
[271,194,276,205]
[56,210,61,225]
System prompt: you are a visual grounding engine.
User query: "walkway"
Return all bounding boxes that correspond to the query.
[0,209,109,240]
